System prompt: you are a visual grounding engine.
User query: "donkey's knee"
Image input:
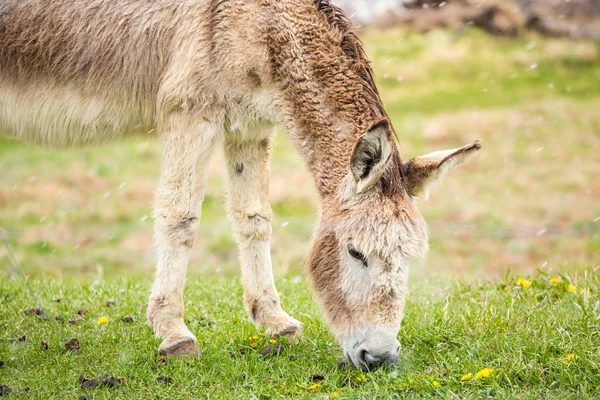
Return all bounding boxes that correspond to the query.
[230,210,272,241]
[155,212,200,248]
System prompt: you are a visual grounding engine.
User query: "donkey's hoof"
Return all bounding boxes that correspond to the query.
[273,318,302,344]
[159,337,201,357]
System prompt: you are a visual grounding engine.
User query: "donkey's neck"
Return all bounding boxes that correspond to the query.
[267,1,386,196]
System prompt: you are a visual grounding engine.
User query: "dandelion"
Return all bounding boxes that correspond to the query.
[567,285,577,293]
[432,380,439,387]
[97,316,108,324]
[460,373,472,381]
[309,383,320,390]
[475,368,494,379]
[259,333,266,337]
[550,278,561,284]
[517,278,532,289]
[269,339,277,344]
[252,335,259,340]
[331,392,340,398]
[504,285,510,292]
[250,342,257,348]
[356,374,367,382]
[580,288,584,294]
[561,353,578,364]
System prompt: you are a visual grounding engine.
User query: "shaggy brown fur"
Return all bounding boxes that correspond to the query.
[267,0,403,197]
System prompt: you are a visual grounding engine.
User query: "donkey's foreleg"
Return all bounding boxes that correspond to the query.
[225,133,301,339]
[147,117,217,357]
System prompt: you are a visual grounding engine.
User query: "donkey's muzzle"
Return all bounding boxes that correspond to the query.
[355,340,400,370]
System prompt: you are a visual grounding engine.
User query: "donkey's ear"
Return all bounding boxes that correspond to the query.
[350,120,393,194]
[403,140,482,199]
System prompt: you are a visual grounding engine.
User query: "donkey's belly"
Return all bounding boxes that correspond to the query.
[0,81,155,148]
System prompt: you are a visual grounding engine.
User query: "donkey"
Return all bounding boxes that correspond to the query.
[0,0,481,369]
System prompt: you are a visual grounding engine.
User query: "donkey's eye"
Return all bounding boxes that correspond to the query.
[348,245,367,266]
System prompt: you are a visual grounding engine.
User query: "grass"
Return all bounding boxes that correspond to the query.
[1,268,599,399]
[1,26,600,398]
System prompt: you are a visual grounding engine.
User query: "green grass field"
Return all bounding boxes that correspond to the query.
[1,27,600,398]
[1,271,598,399]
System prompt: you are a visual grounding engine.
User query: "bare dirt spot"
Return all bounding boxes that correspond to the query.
[81,379,99,390]
[69,316,84,324]
[65,338,80,351]
[310,373,325,382]
[0,385,11,396]
[41,340,50,350]
[104,299,116,307]
[77,309,88,315]
[120,315,134,323]
[79,374,122,390]
[260,343,283,356]
[156,375,173,385]
[24,307,49,320]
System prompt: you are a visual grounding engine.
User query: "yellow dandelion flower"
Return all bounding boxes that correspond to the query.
[517,278,532,289]
[504,285,511,292]
[580,288,584,294]
[356,373,367,382]
[259,333,266,337]
[432,380,439,387]
[250,342,257,348]
[460,373,472,381]
[550,278,561,284]
[269,339,277,344]
[252,335,259,340]
[97,316,108,324]
[474,368,494,379]
[561,353,579,364]
[331,392,340,398]
[309,383,320,390]
[567,285,577,293]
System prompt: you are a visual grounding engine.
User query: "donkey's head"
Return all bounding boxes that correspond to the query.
[306,119,481,369]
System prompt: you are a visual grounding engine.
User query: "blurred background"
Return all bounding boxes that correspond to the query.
[0,0,598,282]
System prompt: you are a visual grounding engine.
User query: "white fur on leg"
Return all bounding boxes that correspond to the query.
[147,116,220,356]
[225,128,302,338]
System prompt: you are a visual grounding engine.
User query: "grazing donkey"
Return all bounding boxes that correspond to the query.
[0,0,481,368]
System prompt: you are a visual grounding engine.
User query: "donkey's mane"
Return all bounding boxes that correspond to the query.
[314,0,404,197]
[313,0,384,117]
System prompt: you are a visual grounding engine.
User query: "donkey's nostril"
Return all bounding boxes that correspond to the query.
[356,348,368,366]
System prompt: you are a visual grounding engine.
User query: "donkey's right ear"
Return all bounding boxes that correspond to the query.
[350,120,393,194]
[403,140,482,199]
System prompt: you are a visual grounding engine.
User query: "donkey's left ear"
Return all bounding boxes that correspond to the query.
[403,140,482,199]
[350,119,393,194]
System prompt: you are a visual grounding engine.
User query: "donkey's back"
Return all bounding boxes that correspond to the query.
[0,0,206,147]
